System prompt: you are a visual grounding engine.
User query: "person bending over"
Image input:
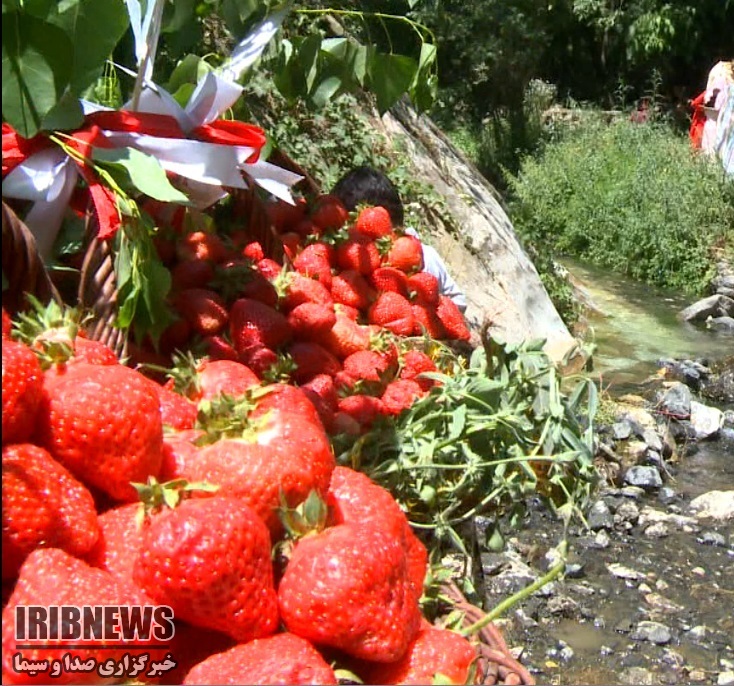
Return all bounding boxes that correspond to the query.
[332,166,467,312]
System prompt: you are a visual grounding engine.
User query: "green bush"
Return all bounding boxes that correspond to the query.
[507,118,734,296]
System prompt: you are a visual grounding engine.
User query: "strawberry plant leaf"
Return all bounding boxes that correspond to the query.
[367,52,419,114]
[92,147,190,204]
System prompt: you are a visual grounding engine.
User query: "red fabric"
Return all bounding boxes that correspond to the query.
[689,91,707,149]
[191,119,267,163]
[2,123,48,176]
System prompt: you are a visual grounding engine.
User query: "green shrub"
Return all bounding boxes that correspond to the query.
[508,118,734,296]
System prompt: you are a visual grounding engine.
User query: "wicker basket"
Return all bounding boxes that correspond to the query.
[1,149,318,357]
[440,582,536,686]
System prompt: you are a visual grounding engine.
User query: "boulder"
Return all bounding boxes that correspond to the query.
[680,294,734,322]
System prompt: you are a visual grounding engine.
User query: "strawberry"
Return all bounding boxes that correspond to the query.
[330,411,362,436]
[36,363,164,502]
[436,295,471,341]
[330,270,374,310]
[201,334,239,361]
[321,316,371,359]
[407,271,440,305]
[239,269,279,307]
[368,292,416,337]
[196,359,260,400]
[183,633,337,685]
[310,194,349,231]
[336,236,382,275]
[358,625,478,685]
[400,349,439,391]
[2,444,100,580]
[257,257,283,281]
[242,240,265,262]
[287,302,337,341]
[278,522,422,661]
[135,496,279,643]
[2,307,13,337]
[158,317,193,356]
[411,301,446,339]
[293,250,333,289]
[386,235,424,273]
[172,288,228,337]
[267,197,307,233]
[2,340,43,445]
[86,502,143,588]
[154,384,198,430]
[334,303,360,321]
[159,430,202,481]
[177,230,227,264]
[171,258,214,291]
[186,394,334,532]
[229,298,292,353]
[343,349,391,384]
[292,217,318,239]
[355,205,393,239]
[337,394,385,429]
[2,548,163,685]
[238,345,280,379]
[288,342,342,383]
[381,379,425,416]
[328,466,428,603]
[297,241,335,267]
[280,273,334,311]
[280,231,302,259]
[370,266,410,296]
[300,374,339,431]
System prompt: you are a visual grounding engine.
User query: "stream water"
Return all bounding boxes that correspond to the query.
[496,262,734,686]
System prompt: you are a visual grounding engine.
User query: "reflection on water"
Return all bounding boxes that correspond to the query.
[563,260,733,388]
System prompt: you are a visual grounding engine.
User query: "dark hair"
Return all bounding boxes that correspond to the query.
[331,166,404,226]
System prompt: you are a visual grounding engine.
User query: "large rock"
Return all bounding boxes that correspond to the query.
[377,101,579,364]
[680,294,734,322]
[689,491,734,520]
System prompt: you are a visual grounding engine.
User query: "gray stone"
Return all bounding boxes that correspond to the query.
[697,531,727,547]
[625,466,663,489]
[661,648,686,669]
[621,486,646,499]
[660,384,692,418]
[615,500,641,524]
[621,667,657,684]
[638,506,699,530]
[644,593,684,614]
[687,625,708,641]
[680,294,734,322]
[588,500,615,530]
[718,671,734,686]
[593,530,611,549]
[608,563,647,581]
[689,491,734,520]
[708,316,734,333]
[613,420,634,440]
[631,620,673,644]
[546,595,580,617]
[690,401,724,438]
[713,274,734,291]
[644,522,670,538]
[658,487,678,504]
[642,428,664,452]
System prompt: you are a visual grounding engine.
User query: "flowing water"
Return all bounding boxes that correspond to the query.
[502,262,734,686]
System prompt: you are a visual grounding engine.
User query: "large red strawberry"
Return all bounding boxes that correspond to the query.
[407,271,440,305]
[171,258,214,291]
[172,288,228,337]
[310,194,349,231]
[280,273,334,311]
[370,266,410,296]
[336,235,382,275]
[183,633,338,685]
[279,522,422,662]
[293,248,333,288]
[300,374,339,431]
[381,379,425,416]
[2,339,43,445]
[229,298,292,353]
[267,197,307,233]
[436,295,472,341]
[355,205,393,239]
[135,496,279,642]
[321,315,371,360]
[337,394,385,429]
[153,384,198,430]
[287,341,342,383]
[159,430,202,481]
[343,349,391,384]
[330,270,374,311]
[368,292,416,336]
[2,444,100,580]
[411,300,446,339]
[2,548,164,685]
[328,466,427,603]
[36,363,164,502]
[386,235,424,273]
[400,349,439,391]
[176,230,227,264]
[287,302,337,341]
[86,502,144,587]
[358,625,479,685]
[195,359,260,400]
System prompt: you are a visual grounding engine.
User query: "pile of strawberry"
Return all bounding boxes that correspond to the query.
[1,310,485,684]
[135,193,471,435]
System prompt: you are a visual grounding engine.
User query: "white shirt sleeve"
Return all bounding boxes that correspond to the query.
[404,227,468,312]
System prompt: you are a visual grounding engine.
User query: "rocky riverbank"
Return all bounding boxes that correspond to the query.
[444,359,734,686]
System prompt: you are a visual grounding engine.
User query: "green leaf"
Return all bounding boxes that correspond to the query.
[46,0,129,95]
[92,147,189,204]
[310,75,341,109]
[368,52,418,114]
[166,53,204,94]
[2,12,74,137]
